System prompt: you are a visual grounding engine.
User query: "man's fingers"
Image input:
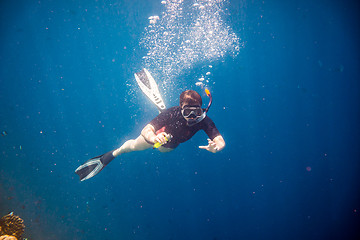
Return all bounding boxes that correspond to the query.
[199,145,207,149]
[155,132,169,144]
[155,136,164,144]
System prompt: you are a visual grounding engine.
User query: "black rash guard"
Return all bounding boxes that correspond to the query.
[149,106,220,149]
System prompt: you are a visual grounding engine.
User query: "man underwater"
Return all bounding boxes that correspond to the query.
[75,89,225,181]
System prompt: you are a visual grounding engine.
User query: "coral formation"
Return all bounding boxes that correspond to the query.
[0,213,25,239]
[0,235,18,240]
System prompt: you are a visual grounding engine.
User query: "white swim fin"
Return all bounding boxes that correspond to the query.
[134,68,166,113]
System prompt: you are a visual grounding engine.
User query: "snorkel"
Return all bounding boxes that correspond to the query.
[204,88,212,113]
[185,88,213,126]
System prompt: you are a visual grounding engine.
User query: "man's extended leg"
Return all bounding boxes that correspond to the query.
[112,135,152,157]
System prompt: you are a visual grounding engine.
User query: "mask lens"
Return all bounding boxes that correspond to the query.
[194,108,203,116]
[182,109,190,116]
[182,107,203,118]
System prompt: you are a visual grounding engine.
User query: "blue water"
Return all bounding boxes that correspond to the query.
[1,0,359,239]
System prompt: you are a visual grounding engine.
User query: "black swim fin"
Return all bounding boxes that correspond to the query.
[75,150,115,181]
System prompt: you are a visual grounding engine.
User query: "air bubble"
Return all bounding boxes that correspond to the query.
[140,0,241,91]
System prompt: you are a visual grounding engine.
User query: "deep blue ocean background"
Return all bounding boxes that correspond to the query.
[1,0,359,239]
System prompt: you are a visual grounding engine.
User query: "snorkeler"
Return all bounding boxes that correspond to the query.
[75,69,225,181]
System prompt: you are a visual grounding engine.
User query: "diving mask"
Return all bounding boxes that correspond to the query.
[181,106,204,118]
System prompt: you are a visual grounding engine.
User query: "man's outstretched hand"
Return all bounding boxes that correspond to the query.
[199,138,220,153]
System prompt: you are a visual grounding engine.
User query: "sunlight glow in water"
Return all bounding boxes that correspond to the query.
[141,0,241,90]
